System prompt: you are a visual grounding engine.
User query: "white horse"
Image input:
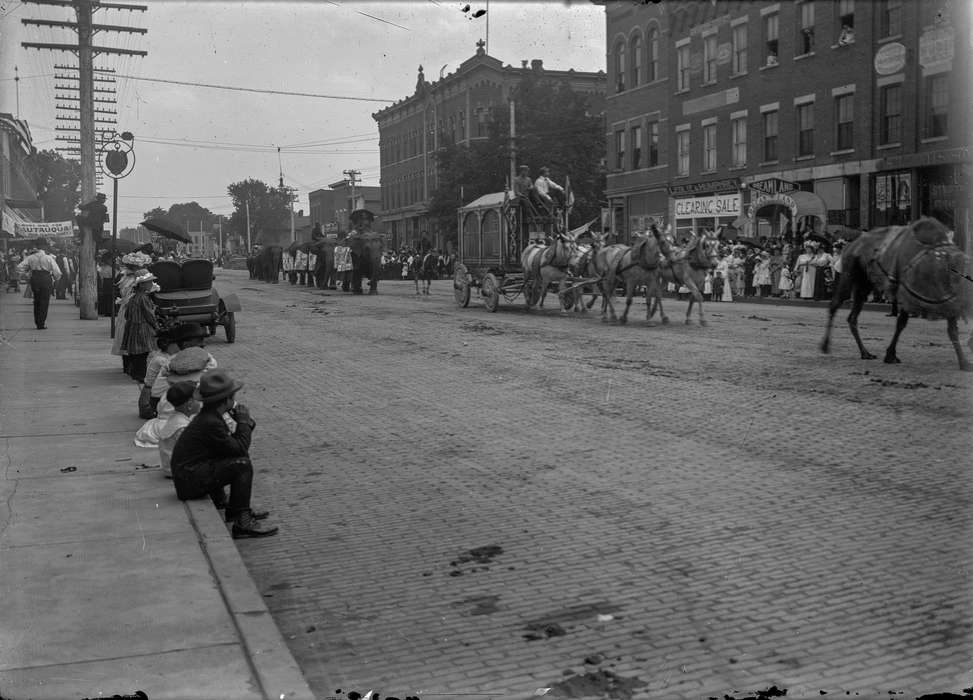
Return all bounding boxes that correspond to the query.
[520,232,583,311]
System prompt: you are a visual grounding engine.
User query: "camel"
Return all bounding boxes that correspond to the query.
[820,217,973,370]
[646,231,721,326]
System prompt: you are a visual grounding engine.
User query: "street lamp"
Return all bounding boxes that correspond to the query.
[100,131,135,339]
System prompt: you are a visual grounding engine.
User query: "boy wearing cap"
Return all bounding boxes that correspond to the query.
[170,369,277,539]
[158,381,199,478]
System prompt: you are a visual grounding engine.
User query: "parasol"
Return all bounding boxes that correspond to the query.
[140,216,191,244]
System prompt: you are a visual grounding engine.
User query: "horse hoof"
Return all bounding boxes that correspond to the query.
[618,318,628,325]
[820,341,830,354]
[861,352,877,360]
[699,320,707,327]
[960,362,973,372]
[884,354,901,364]
[661,317,670,325]
[684,319,690,325]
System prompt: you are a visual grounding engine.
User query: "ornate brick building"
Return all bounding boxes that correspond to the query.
[373,41,605,252]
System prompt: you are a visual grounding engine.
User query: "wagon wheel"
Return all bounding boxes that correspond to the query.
[453,263,471,308]
[482,273,501,312]
[560,286,578,311]
[524,277,542,308]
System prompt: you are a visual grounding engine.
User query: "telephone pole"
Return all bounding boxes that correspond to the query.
[343,168,361,212]
[22,0,147,320]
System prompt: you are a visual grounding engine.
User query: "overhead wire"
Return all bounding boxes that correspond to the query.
[113,74,395,103]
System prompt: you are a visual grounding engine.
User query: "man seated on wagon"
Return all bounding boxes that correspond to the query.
[533,166,565,214]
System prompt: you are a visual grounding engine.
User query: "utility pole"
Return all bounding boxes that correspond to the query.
[508,100,516,191]
[343,168,361,211]
[245,199,252,251]
[22,0,147,321]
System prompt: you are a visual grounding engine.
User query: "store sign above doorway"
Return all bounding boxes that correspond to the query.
[749,178,799,196]
[874,42,907,75]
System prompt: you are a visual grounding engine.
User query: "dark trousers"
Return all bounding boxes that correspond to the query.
[30,271,54,328]
[127,352,148,383]
[174,456,253,518]
[55,275,69,299]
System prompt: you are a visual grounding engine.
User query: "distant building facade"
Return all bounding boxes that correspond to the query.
[373,42,606,252]
[604,0,972,249]
[0,113,40,237]
[308,181,381,237]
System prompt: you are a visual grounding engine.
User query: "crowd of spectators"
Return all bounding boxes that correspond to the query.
[381,246,455,280]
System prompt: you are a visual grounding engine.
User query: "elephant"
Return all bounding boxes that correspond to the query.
[253,245,283,283]
[285,242,317,287]
[310,239,337,290]
[345,232,386,294]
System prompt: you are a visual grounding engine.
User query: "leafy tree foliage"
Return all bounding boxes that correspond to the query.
[226,178,291,246]
[25,150,81,221]
[141,202,218,231]
[428,72,605,239]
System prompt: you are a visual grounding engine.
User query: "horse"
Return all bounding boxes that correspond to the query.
[564,232,609,313]
[820,217,973,370]
[605,225,672,325]
[410,250,439,296]
[520,232,582,310]
[646,231,721,326]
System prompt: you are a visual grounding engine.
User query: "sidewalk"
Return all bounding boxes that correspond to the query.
[0,291,314,700]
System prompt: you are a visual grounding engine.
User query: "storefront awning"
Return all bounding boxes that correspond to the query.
[750,190,828,222]
[1,204,32,237]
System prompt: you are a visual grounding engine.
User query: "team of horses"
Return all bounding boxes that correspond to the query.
[519,216,972,371]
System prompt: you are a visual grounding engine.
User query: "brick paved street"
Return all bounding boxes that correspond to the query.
[208,268,972,700]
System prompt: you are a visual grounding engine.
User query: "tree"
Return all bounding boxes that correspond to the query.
[25,150,81,221]
[427,73,606,239]
[226,179,290,246]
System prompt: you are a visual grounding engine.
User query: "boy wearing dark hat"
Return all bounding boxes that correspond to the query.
[170,369,277,538]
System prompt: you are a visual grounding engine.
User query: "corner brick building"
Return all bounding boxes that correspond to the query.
[604,0,971,250]
[373,42,605,252]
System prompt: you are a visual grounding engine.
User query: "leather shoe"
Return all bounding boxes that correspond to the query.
[226,508,269,522]
[232,510,278,539]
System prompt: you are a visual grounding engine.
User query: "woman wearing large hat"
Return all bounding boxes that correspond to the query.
[119,270,159,383]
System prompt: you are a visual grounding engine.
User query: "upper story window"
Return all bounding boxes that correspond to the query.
[881,0,902,37]
[702,122,717,171]
[677,43,691,91]
[630,34,643,87]
[798,2,815,55]
[731,117,747,167]
[676,129,690,175]
[925,73,949,138]
[796,102,815,156]
[764,12,779,66]
[879,84,902,144]
[615,129,626,170]
[458,111,466,140]
[763,110,779,161]
[647,28,659,81]
[835,93,854,149]
[648,121,659,166]
[614,41,626,92]
[703,34,718,83]
[631,124,642,170]
[837,0,855,44]
[732,22,748,74]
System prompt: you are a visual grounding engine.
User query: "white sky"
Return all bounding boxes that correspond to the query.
[8,0,606,229]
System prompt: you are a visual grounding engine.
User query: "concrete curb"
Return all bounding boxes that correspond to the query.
[185,500,315,700]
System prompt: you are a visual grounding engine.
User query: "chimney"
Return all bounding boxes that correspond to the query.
[521,60,528,69]
[531,59,543,71]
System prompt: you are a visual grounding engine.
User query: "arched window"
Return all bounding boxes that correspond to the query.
[630,34,643,87]
[614,40,626,92]
[481,209,501,258]
[648,27,659,82]
[462,212,479,260]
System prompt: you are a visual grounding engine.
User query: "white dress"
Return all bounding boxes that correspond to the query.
[794,253,816,299]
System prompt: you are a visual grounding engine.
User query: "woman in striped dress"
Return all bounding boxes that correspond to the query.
[121,271,159,384]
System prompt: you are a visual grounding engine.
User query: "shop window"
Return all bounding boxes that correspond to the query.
[614,41,626,92]
[798,2,815,55]
[881,0,902,37]
[763,110,778,161]
[703,123,717,171]
[837,0,855,44]
[879,84,901,144]
[630,34,643,87]
[797,102,814,156]
[615,129,626,170]
[925,74,948,138]
[764,13,779,66]
[732,117,747,167]
[873,171,912,226]
[648,121,659,166]
[732,23,748,74]
[677,44,691,91]
[647,28,659,81]
[631,124,642,170]
[835,93,854,150]
[703,34,718,83]
[676,130,690,176]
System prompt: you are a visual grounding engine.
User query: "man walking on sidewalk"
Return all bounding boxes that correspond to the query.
[16,239,61,330]
[170,370,278,539]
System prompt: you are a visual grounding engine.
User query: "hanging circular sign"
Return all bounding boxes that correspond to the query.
[874,42,907,75]
[99,140,135,179]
